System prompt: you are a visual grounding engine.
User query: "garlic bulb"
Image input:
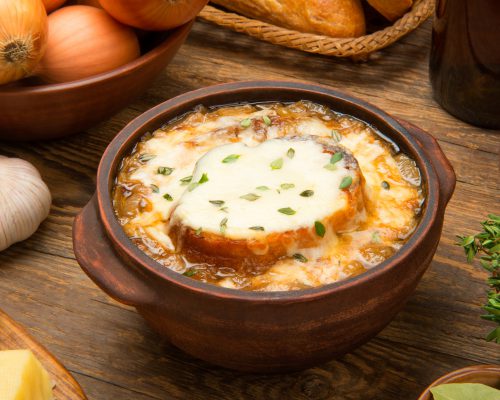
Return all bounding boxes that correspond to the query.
[0,156,51,251]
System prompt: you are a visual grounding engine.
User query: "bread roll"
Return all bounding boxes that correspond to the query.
[367,0,413,21]
[211,0,366,38]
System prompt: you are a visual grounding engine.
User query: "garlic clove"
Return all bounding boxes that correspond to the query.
[0,156,51,252]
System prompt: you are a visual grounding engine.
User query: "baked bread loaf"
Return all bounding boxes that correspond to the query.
[367,0,413,21]
[211,0,366,38]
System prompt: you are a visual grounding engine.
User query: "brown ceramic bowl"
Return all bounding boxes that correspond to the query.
[417,365,500,400]
[0,23,193,141]
[73,81,456,372]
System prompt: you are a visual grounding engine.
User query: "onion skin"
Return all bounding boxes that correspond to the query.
[36,6,140,83]
[42,0,66,12]
[0,0,48,85]
[99,0,208,31]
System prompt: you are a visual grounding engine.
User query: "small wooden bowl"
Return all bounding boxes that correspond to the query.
[417,365,500,400]
[73,81,456,372]
[0,23,193,142]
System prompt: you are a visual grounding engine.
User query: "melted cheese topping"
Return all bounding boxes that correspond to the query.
[113,101,424,291]
[171,139,355,237]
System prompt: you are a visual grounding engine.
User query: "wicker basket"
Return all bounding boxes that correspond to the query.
[198,0,435,60]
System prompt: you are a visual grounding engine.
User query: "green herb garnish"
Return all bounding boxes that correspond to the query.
[278,207,296,215]
[314,221,326,238]
[240,118,252,128]
[262,115,272,126]
[138,154,156,163]
[240,193,260,201]
[371,231,381,243]
[180,175,192,185]
[381,181,391,190]
[287,148,295,159]
[293,253,308,263]
[331,130,342,142]
[249,226,265,231]
[222,154,241,164]
[457,214,500,343]
[300,190,314,197]
[195,227,203,236]
[183,269,197,277]
[324,164,337,171]
[256,186,270,191]
[339,176,353,189]
[188,173,209,192]
[163,193,173,201]
[220,206,229,213]
[280,183,295,190]
[220,217,228,234]
[209,200,225,207]
[157,166,174,175]
[270,158,283,170]
[150,184,159,193]
[330,152,343,165]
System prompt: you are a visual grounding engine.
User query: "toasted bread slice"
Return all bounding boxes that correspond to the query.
[168,136,365,270]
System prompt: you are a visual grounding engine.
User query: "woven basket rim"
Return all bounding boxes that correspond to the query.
[198,0,435,58]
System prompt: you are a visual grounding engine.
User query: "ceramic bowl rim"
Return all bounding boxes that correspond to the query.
[96,80,440,302]
[0,21,193,95]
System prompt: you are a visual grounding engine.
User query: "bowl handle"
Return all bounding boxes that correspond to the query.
[397,119,456,208]
[73,195,156,307]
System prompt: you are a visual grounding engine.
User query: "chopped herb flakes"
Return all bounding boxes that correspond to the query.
[138,154,156,163]
[163,193,173,201]
[339,176,353,189]
[180,175,192,185]
[150,184,159,193]
[331,130,342,142]
[371,231,381,243]
[157,166,174,175]
[183,269,197,277]
[278,207,296,215]
[209,200,225,206]
[188,173,209,192]
[280,183,295,190]
[293,253,308,263]
[199,173,209,184]
[270,158,283,170]
[287,148,295,159]
[324,163,337,171]
[240,118,252,128]
[249,226,265,231]
[240,193,260,201]
[330,152,343,164]
[195,227,203,236]
[256,186,270,191]
[381,181,391,190]
[262,115,272,126]
[222,154,241,164]
[315,221,326,237]
[220,217,228,234]
[300,190,314,197]
[220,206,229,213]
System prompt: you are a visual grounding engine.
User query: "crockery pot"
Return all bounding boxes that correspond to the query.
[73,81,456,372]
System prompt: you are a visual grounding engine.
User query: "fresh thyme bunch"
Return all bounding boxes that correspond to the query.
[456,214,500,343]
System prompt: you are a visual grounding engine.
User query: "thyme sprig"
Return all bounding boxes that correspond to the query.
[456,214,500,343]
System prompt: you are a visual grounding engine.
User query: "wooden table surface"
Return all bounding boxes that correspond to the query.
[1,16,499,400]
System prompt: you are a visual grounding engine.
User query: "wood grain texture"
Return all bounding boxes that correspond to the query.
[0,309,87,399]
[0,17,499,400]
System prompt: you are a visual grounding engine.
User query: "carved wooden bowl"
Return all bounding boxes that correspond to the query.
[73,81,456,372]
[0,22,193,141]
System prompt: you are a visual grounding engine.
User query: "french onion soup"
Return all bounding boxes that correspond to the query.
[113,101,424,291]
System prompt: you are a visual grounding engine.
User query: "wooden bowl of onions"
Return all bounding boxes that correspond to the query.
[0,0,203,141]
